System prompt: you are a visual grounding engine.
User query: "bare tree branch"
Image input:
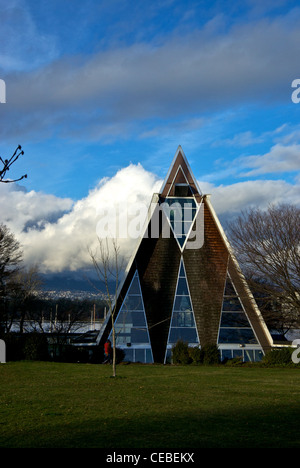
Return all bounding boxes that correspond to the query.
[227,203,300,332]
[0,145,27,183]
[88,237,125,377]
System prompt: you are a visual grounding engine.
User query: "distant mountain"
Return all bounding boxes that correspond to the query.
[41,269,118,294]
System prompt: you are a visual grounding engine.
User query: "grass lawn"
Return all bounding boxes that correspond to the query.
[0,361,300,448]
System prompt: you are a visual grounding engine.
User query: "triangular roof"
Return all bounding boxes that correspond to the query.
[159,146,202,201]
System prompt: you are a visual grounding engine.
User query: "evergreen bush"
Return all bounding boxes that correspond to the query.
[172,340,191,364]
[201,344,221,365]
[262,347,294,366]
[188,346,202,364]
[172,341,220,365]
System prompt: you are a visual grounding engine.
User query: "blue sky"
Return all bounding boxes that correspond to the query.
[0,0,300,273]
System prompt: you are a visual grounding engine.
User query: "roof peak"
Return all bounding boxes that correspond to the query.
[159,146,202,200]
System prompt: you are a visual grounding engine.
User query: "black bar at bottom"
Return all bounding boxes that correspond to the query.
[98,449,202,464]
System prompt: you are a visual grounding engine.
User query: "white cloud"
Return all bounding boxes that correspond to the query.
[238,143,300,176]
[207,179,300,221]
[1,163,299,274]
[0,183,73,233]
[0,164,161,273]
[213,125,288,148]
[202,135,300,183]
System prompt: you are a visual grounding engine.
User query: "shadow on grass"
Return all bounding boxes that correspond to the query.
[1,403,300,448]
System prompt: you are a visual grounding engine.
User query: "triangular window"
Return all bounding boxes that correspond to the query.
[109,271,154,363]
[165,258,199,361]
[218,276,258,345]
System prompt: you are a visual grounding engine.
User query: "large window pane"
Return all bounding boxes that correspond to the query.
[221,312,250,327]
[179,263,185,277]
[114,311,133,326]
[221,349,232,361]
[131,311,146,327]
[131,328,149,344]
[128,276,140,295]
[123,348,134,362]
[115,333,131,345]
[173,295,192,312]
[145,349,153,363]
[222,297,243,311]
[171,311,195,327]
[176,278,189,295]
[244,349,254,362]
[123,295,143,311]
[168,327,198,343]
[115,323,132,334]
[218,328,258,344]
[224,281,235,295]
[135,349,145,363]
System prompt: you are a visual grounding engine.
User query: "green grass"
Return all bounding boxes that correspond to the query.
[1,361,300,448]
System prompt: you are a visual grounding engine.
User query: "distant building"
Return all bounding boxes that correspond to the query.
[97,146,274,363]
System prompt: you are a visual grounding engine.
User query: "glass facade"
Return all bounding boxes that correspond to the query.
[108,271,154,363]
[218,275,263,362]
[165,258,200,362]
[162,197,198,247]
[220,348,263,362]
[218,276,258,345]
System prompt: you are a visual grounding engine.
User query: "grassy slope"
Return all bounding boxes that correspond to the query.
[0,361,300,448]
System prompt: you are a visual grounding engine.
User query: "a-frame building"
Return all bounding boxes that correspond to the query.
[97,146,274,363]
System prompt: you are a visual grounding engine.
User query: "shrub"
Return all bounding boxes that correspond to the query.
[188,346,202,364]
[3,332,49,361]
[60,345,90,363]
[262,347,294,366]
[172,340,191,365]
[90,345,104,364]
[201,344,220,365]
[23,333,49,361]
[224,357,244,366]
[172,342,220,365]
[3,333,25,361]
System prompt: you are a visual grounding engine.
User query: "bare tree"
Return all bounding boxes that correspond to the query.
[227,203,300,331]
[0,224,23,331]
[0,224,23,297]
[89,237,125,377]
[10,265,44,333]
[0,145,27,183]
